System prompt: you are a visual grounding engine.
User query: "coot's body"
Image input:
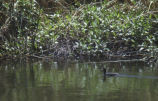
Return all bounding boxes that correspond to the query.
[103,68,119,77]
[105,72,119,76]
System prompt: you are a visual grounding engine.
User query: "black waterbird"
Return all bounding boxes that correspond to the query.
[103,68,119,77]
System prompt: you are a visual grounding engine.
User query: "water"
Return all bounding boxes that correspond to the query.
[0,59,158,101]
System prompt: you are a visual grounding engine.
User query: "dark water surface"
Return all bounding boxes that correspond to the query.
[0,59,158,101]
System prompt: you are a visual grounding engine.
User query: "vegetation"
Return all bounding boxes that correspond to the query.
[0,0,158,62]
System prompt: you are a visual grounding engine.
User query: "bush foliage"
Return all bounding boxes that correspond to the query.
[0,0,158,60]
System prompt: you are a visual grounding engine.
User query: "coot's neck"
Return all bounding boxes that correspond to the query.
[103,68,106,76]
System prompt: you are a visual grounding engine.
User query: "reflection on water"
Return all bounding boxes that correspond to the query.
[0,59,158,101]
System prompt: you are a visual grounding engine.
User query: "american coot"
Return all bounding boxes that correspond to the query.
[103,68,119,77]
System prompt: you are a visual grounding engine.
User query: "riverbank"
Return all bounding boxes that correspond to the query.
[0,0,158,62]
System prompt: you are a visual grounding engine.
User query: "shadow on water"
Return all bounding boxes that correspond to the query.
[0,59,158,101]
[117,74,158,79]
